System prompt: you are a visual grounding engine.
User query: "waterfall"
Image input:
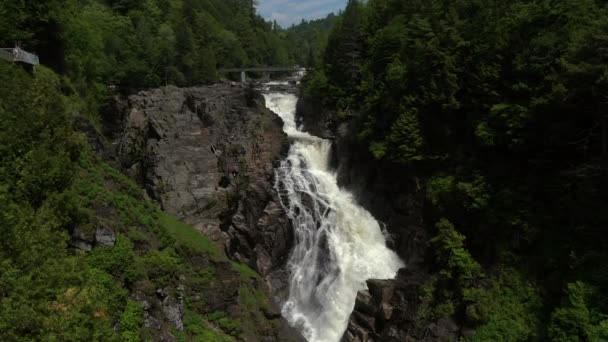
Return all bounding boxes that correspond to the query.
[264,92,404,342]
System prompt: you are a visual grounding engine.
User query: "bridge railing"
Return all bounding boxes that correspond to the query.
[0,49,14,62]
[218,67,304,73]
[0,48,40,65]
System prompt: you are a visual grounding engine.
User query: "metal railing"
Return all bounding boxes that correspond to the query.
[0,48,40,65]
[218,67,303,73]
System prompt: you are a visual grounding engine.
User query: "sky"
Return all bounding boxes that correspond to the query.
[257,0,347,28]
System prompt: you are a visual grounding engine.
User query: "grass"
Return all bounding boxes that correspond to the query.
[240,286,269,312]
[160,212,223,261]
[231,262,259,280]
[175,310,234,342]
[74,151,272,340]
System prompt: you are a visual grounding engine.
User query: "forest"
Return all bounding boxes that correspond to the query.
[1,0,302,111]
[304,0,608,340]
[0,0,313,340]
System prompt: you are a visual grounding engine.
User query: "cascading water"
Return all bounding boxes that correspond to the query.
[264,91,404,342]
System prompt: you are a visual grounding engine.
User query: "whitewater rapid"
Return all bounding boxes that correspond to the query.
[264,91,404,342]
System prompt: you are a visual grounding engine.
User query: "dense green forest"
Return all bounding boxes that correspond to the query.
[284,14,338,67]
[305,0,608,340]
[0,0,299,111]
[0,0,313,340]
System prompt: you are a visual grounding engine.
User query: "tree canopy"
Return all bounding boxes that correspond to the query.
[305,0,608,339]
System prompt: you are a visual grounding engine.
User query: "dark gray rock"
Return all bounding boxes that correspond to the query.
[162,296,184,331]
[69,227,94,252]
[296,94,336,139]
[113,83,298,341]
[94,226,116,247]
[144,311,162,330]
[116,85,292,284]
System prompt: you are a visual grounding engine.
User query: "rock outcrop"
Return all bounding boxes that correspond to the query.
[103,83,301,341]
[115,84,292,285]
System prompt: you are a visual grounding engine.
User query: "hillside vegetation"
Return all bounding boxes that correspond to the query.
[0,62,286,340]
[1,0,298,110]
[305,0,608,340]
[0,0,310,340]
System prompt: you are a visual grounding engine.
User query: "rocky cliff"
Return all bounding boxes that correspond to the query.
[101,83,301,340]
[297,95,459,342]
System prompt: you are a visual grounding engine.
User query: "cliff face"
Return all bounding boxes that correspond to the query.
[104,84,300,340]
[297,96,458,342]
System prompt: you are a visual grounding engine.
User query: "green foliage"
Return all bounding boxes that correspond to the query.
[456,177,490,211]
[466,269,542,342]
[0,62,269,339]
[309,0,608,337]
[475,122,495,147]
[285,14,337,67]
[231,262,260,281]
[206,311,241,336]
[383,106,424,162]
[324,0,367,101]
[431,219,482,287]
[119,300,143,342]
[548,282,608,342]
[177,310,233,342]
[0,0,297,111]
[0,2,317,339]
[240,286,269,312]
[87,237,140,281]
[0,64,121,341]
[479,104,529,148]
[427,175,489,211]
[160,213,222,261]
[426,176,456,206]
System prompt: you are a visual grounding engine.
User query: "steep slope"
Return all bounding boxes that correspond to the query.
[113,84,295,290]
[0,61,298,341]
[297,0,608,341]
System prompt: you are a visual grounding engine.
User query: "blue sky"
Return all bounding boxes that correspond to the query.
[257,0,347,27]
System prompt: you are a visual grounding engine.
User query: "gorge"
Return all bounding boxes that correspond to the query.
[3,0,608,341]
[106,78,412,341]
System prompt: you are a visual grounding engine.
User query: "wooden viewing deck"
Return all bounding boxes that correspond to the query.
[0,47,40,65]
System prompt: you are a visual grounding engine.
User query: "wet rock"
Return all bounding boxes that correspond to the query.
[354,290,375,316]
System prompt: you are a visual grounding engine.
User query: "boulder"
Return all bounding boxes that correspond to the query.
[95,226,116,247]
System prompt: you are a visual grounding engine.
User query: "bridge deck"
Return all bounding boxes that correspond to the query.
[218,67,303,73]
[0,48,40,65]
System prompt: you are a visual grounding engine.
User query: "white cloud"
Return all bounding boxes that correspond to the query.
[258,0,346,27]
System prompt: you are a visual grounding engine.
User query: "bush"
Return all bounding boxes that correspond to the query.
[548,282,608,342]
[120,300,143,342]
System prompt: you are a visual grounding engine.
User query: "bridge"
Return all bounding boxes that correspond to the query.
[0,47,40,65]
[218,66,304,82]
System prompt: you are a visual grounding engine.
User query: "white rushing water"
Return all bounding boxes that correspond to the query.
[264,92,404,342]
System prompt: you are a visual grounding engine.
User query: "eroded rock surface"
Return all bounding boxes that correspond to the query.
[107,83,300,341]
[116,84,292,283]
